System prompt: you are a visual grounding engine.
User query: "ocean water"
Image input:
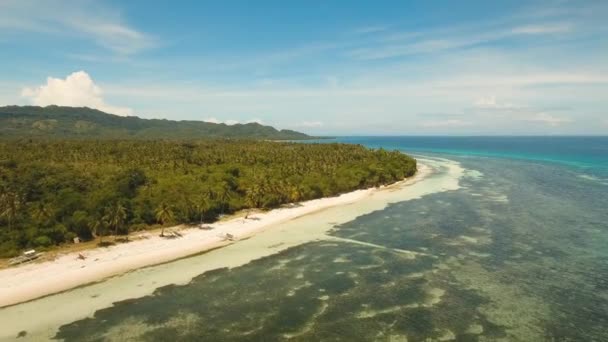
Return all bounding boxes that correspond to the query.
[20,137,608,341]
[333,136,608,177]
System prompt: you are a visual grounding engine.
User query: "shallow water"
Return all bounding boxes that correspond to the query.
[6,137,608,341]
[0,158,461,341]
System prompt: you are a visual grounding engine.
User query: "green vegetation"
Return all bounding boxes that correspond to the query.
[0,106,312,140]
[0,140,416,257]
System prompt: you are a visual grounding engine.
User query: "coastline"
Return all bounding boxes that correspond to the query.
[0,164,432,309]
[0,157,465,341]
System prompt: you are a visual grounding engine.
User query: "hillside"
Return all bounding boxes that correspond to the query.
[0,106,311,140]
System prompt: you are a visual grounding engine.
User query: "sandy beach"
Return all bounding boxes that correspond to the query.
[0,157,466,341]
[0,164,434,309]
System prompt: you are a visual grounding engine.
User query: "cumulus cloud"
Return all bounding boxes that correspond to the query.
[21,71,133,116]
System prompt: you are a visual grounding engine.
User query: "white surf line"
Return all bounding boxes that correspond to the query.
[325,236,427,259]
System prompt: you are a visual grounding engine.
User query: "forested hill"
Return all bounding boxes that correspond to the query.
[0,106,311,140]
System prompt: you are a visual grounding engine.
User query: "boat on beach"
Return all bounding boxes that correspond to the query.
[8,250,44,266]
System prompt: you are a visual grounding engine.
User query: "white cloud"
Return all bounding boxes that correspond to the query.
[349,17,577,61]
[0,0,154,55]
[21,71,133,116]
[354,26,388,34]
[85,5,607,135]
[76,22,154,55]
[203,117,221,124]
[512,23,572,35]
[523,112,572,126]
[294,121,324,128]
[203,118,263,125]
[420,119,472,128]
[473,96,521,110]
[473,95,500,109]
[472,96,574,127]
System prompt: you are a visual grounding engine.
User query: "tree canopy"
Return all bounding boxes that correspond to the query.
[0,139,416,257]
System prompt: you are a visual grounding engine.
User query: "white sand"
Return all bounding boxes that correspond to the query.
[0,157,465,341]
[0,165,434,308]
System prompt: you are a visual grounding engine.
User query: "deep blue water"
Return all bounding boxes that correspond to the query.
[52,136,608,341]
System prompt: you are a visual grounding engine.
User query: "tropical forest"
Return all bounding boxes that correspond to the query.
[0,139,416,257]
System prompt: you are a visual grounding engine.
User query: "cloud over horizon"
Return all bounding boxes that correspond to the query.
[523,112,572,127]
[1,1,607,135]
[203,118,265,125]
[21,71,133,116]
[293,121,324,128]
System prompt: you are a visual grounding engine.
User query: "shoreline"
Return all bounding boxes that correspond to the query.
[0,164,432,308]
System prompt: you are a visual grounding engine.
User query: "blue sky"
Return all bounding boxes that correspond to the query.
[1,0,607,135]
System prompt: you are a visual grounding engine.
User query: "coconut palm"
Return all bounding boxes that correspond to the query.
[215,184,232,216]
[195,194,210,224]
[155,202,174,236]
[0,191,20,231]
[103,203,127,241]
[89,220,106,245]
[245,185,261,209]
[289,184,304,203]
[31,202,53,225]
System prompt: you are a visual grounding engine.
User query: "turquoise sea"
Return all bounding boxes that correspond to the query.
[45,137,608,340]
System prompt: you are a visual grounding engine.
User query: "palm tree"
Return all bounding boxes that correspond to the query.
[289,184,304,203]
[195,194,210,224]
[103,203,127,241]
[216,184,232,216]
[155,202,174,236]
[31,202,53,225]
[0,191,20,231]
[89,220,106,245]
[245,184,261,209]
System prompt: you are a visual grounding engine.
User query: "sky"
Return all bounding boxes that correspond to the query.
[0,0,607,135]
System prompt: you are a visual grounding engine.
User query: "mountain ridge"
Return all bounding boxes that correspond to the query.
[0,105,312,140]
